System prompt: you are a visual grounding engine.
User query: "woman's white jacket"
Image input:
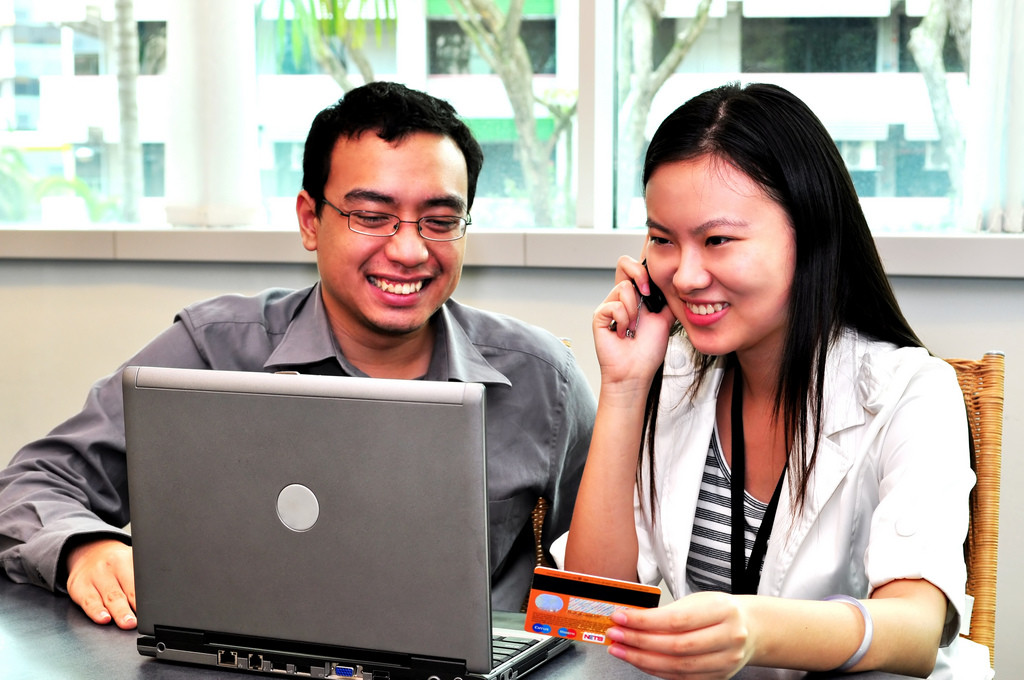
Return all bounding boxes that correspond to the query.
[632,329,990,679]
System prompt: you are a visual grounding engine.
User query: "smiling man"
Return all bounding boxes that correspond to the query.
[296,124,471,379]
[0,82,596,630]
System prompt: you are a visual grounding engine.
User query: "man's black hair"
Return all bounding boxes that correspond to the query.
[302,81,484,212]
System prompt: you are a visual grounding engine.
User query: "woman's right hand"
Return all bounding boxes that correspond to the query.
[568,254,675,580]
[593,256,675,394]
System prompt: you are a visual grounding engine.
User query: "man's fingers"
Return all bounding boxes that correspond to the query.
[69,576,138,628]
[65,539,137,628]
[101,582,138,629]
[73,586,114,625]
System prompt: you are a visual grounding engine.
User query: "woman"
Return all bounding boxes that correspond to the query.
[562,83,990,678]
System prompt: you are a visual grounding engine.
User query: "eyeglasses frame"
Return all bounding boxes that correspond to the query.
[320,198,471,242]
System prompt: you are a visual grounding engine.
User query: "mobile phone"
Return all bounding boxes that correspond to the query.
[634,259,667,313]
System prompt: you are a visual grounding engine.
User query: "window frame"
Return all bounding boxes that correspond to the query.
[1,227,1022,281]
[1,0,1020,280]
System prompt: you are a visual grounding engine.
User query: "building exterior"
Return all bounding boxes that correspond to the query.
[0,0,985,232]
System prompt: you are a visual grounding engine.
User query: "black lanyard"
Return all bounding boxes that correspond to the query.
[729,368,786,595]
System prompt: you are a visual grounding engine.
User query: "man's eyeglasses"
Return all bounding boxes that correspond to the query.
[321,198,470,242]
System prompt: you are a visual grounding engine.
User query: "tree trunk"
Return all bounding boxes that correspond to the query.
[908,0,965,201]
[115,0,142,222]
[616,0,711,226]
[448,0,561,226]
[944,0,971,72]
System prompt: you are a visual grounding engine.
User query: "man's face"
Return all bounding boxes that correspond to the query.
[297,131,470,349]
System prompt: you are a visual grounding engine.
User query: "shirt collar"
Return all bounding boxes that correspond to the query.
[433,301,511,387]
[263,283,339,372]
[264,284,510,386]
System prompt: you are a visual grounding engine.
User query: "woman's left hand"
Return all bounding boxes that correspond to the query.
[604,591,757,680]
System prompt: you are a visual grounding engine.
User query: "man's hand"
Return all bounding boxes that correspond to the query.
[65,538,137,629]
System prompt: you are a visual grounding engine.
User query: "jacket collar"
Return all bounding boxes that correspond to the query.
[668,329,870,440]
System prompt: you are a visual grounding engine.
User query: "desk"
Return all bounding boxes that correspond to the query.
[1,577,912,680]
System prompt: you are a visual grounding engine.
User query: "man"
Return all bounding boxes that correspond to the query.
[0,82,595,629]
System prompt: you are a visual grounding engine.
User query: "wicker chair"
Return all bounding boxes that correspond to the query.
[518,493,554,613]
[945,352,1004,667]
[530,497,552,567]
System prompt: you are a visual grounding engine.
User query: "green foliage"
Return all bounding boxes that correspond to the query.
[0,147,34,221]
[34,176,118,222]
[0,147,117,223]
[271,0,397,74]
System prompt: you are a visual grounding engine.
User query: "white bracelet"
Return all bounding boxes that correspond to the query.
[824,594,874,672]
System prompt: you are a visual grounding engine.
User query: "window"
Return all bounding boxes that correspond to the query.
[142,142,165,197]
[13,77,39,96]
[613,1,1020,234]
[428,20,475,74]
[0,0,1020,236]
[72,27,104,75]
[427,18,556,75]
[255,0,574,229]
[740,17,876,73]
[898,14,966,73]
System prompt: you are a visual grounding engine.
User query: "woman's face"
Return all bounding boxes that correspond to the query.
[644,154,797,367]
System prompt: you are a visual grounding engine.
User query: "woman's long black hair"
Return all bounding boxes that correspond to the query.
[638,82,923,520]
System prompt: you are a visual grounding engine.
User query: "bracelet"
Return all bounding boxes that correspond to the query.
[824,594,874,672]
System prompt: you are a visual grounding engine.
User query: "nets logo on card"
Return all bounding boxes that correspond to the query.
[580,631,606,643]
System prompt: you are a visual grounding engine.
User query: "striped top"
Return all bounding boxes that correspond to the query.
[686,427,770,593]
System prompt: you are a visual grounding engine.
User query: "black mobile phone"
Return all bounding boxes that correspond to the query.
[634,259,667,313]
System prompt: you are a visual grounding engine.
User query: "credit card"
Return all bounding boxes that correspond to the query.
[524,566,661,645]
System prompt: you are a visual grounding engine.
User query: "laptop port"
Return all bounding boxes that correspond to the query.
[333,666,356,677]
[217,650,239,667]
[247,653,267,671]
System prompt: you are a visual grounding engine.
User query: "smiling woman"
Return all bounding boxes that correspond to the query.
[563,82,993,679]
[643,155,796,363]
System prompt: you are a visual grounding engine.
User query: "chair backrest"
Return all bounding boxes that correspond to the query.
[945,352,1004,667]
[531,497,552,569]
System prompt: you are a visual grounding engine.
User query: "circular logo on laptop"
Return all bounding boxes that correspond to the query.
[276,483,320,532]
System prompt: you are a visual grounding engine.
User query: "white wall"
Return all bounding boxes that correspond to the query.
[1,259,1020,674]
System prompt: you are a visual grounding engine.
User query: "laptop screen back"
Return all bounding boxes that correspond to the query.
[123,366,493,672]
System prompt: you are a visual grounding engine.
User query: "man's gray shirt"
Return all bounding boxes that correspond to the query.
[0,285,595,610]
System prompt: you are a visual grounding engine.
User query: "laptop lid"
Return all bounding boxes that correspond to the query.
[124,366,551,678]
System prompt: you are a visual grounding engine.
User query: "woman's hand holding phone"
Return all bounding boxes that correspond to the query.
[593,256,674,393]
[633,259,667,314]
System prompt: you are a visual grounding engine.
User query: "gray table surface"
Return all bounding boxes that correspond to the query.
[0,576,913,680]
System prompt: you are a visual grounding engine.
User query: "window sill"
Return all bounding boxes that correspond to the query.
[0,227,1021,279]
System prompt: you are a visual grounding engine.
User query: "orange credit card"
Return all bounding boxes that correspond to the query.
[524,566,661,645]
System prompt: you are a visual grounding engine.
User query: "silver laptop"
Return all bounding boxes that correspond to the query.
[123,366,571,680]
